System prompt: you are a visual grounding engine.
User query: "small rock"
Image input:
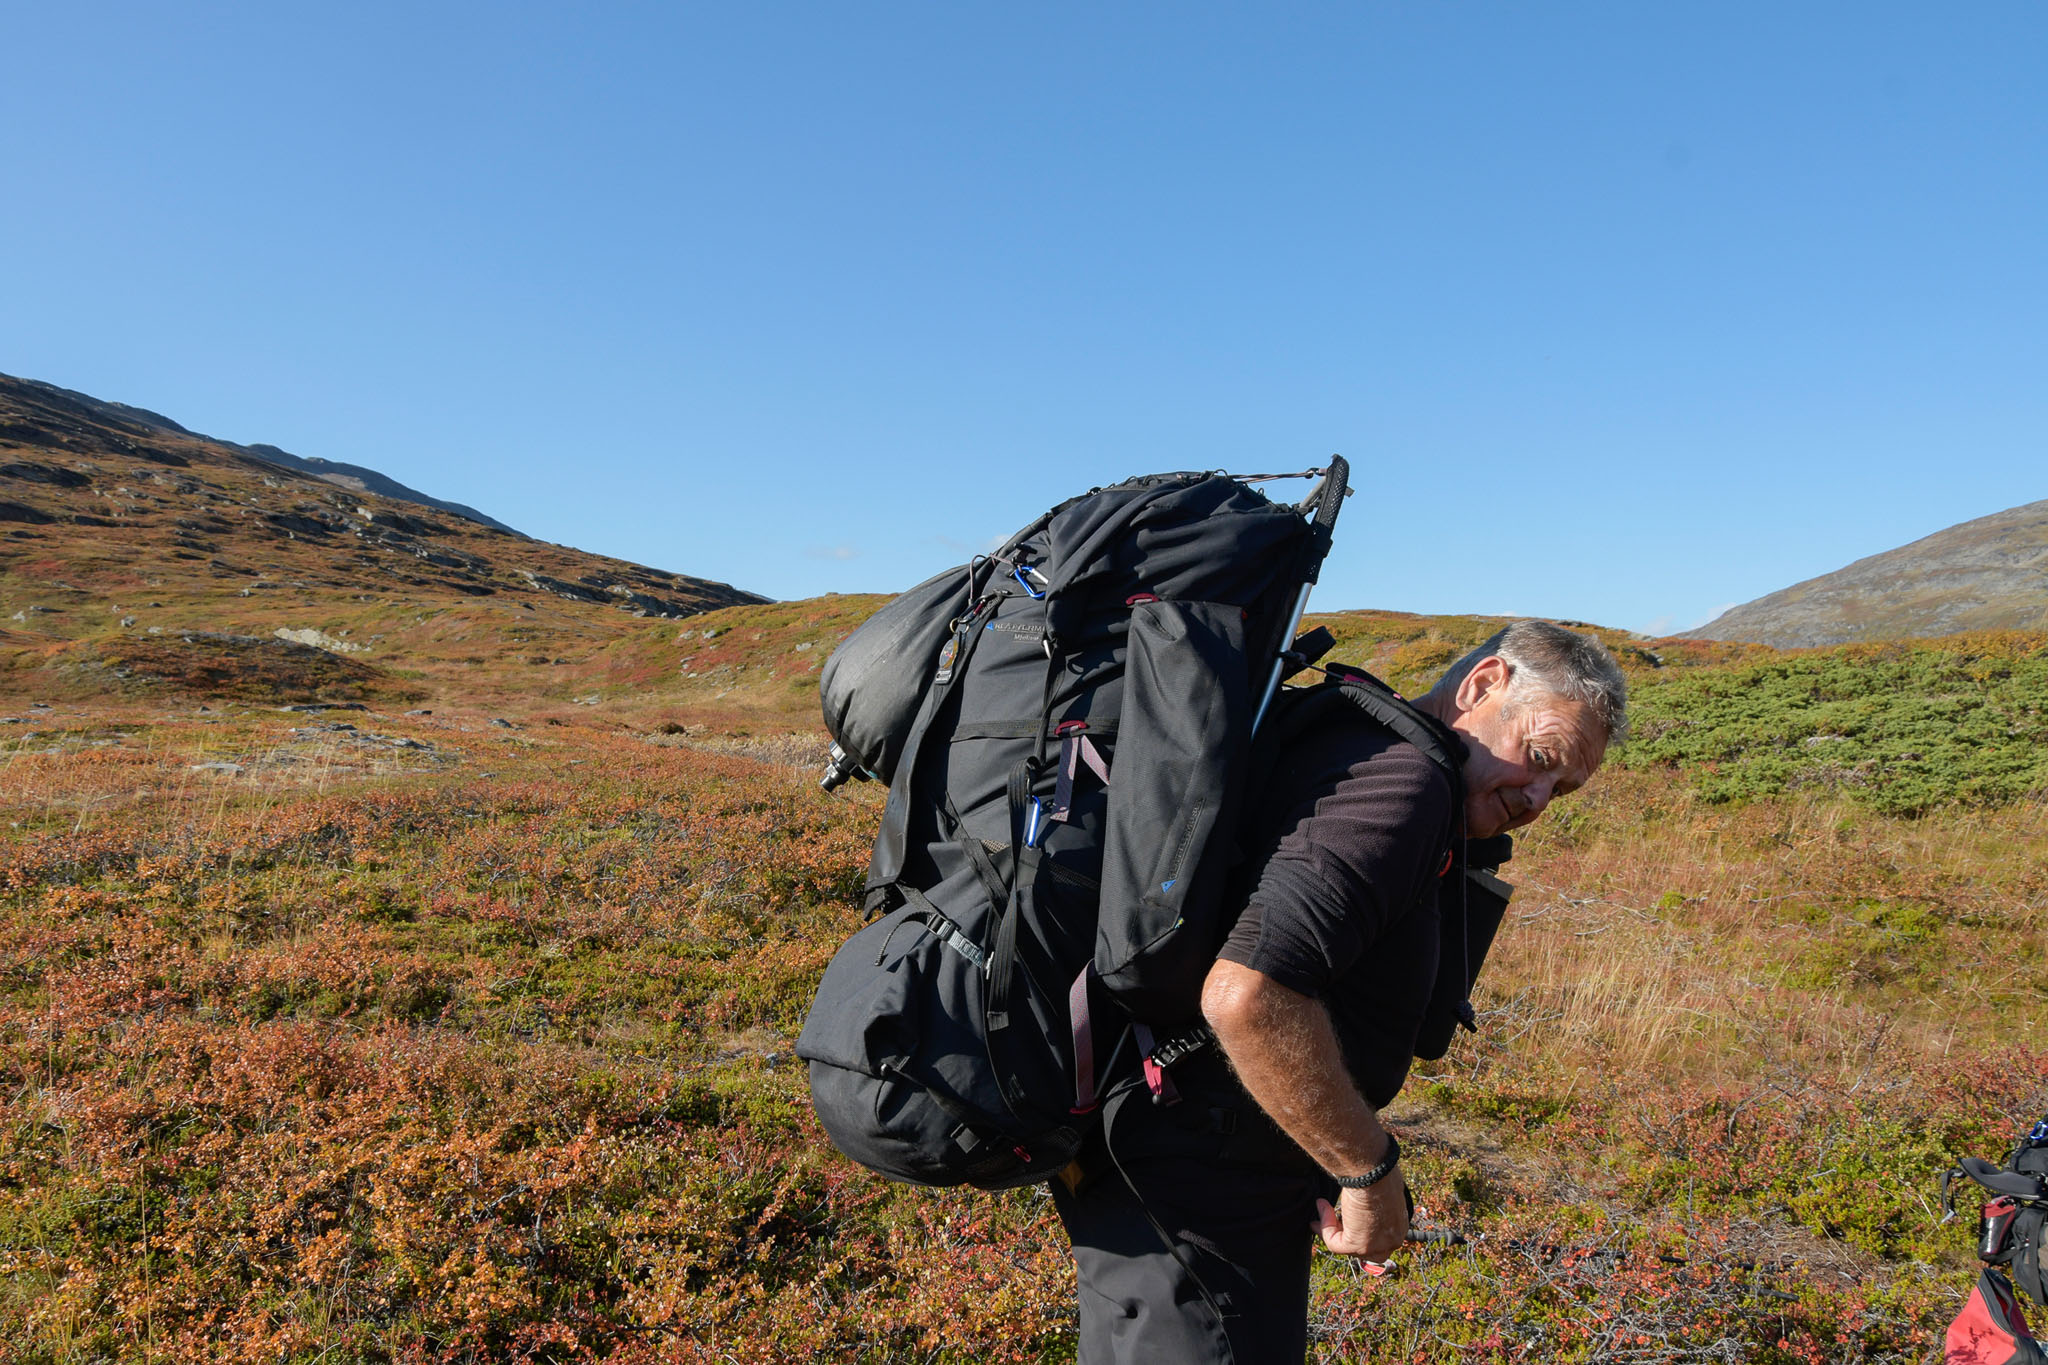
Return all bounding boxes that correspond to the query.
[120,616,137,627]
[490,718,515,728]
[189,761,243,776]
[405,708,433,715]
[794,641,813,652]
[391,737,432,750]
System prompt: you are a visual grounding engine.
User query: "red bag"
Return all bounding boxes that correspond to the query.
[1949,1268,2048,1364]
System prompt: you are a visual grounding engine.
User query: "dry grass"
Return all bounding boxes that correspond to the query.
[4,611,2045,1361]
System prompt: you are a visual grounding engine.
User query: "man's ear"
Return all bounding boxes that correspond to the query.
[1454,656,1512,714]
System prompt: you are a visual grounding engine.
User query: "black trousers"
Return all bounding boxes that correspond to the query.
[1049,1069,1334,1365]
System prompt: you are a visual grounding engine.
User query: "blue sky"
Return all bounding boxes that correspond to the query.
[5,4,2042,633]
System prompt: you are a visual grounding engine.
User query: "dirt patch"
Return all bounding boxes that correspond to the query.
[71,632,417,704]
[643,726,824,769]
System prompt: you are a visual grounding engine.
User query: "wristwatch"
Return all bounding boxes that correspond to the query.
[1332,1132,1401,1189]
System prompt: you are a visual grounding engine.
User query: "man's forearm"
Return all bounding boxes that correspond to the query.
[1199,958,1390,1176]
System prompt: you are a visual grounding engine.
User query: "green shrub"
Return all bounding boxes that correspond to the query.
[1619,635,2048,814]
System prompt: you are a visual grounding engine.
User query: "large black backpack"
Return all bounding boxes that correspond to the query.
[797,466,1350,1188]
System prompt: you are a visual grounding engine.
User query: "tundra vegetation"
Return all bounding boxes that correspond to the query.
[2,600,2045,1363]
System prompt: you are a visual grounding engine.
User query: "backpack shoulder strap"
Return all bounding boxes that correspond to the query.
[1328,672,1463,792]
[1253,671,1466,807]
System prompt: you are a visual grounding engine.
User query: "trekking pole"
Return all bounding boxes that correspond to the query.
[1252,456,1350,734]
[1407,1226,1467,1246]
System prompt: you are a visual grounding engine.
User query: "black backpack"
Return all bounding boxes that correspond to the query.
[1945,1126,2048,1308]
[797,466,1350,1189]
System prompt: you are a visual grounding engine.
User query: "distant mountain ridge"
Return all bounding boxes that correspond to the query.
[1683,499,2048,648]
[0,373,520,535]
[0,369,768,707]
[242,444,520,537]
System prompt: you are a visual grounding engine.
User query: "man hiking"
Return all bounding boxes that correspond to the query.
[1048,620,1628,1364]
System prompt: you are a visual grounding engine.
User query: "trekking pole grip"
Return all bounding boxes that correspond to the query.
[1313,456,1349,533]
[1300,455,1349,586]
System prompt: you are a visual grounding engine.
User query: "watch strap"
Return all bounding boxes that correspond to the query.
[1332,1132,1401,1189]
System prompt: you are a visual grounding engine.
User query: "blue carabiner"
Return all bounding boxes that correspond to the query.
[1013,565,1048,600]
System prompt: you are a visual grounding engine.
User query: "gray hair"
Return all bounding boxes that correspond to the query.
[1437,621,1629,743]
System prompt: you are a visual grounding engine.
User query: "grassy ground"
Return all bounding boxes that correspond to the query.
[3,615,2044,1362]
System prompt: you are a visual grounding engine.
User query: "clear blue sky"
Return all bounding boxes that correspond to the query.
[6,4,2042,633]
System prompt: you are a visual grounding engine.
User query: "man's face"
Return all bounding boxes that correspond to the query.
[1448,656,1608,838]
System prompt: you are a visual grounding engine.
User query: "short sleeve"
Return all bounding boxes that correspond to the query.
[1217,739,1453,998]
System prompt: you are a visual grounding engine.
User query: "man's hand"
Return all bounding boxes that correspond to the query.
[1202,959,1412,1262]
[1311,1170,1409,1261]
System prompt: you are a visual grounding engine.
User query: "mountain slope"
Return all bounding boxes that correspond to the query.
[1684,498,2048,648]
[0,373,520,534]
[241,443,520,536]
[0,371,767,707]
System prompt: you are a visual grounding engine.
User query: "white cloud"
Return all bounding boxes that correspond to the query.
[1690,603,1736,628]
[1640,603,1738,636]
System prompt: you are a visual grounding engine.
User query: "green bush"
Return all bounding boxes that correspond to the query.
[1619,636,2048,814]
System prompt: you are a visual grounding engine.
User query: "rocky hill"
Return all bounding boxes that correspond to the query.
[0,371,767,708]
[1683,498,2048,648]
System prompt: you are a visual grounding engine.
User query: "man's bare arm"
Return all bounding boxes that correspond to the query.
[1200,957,1409,1259]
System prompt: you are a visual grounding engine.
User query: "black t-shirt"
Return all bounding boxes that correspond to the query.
[1216,707,1458,1108]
